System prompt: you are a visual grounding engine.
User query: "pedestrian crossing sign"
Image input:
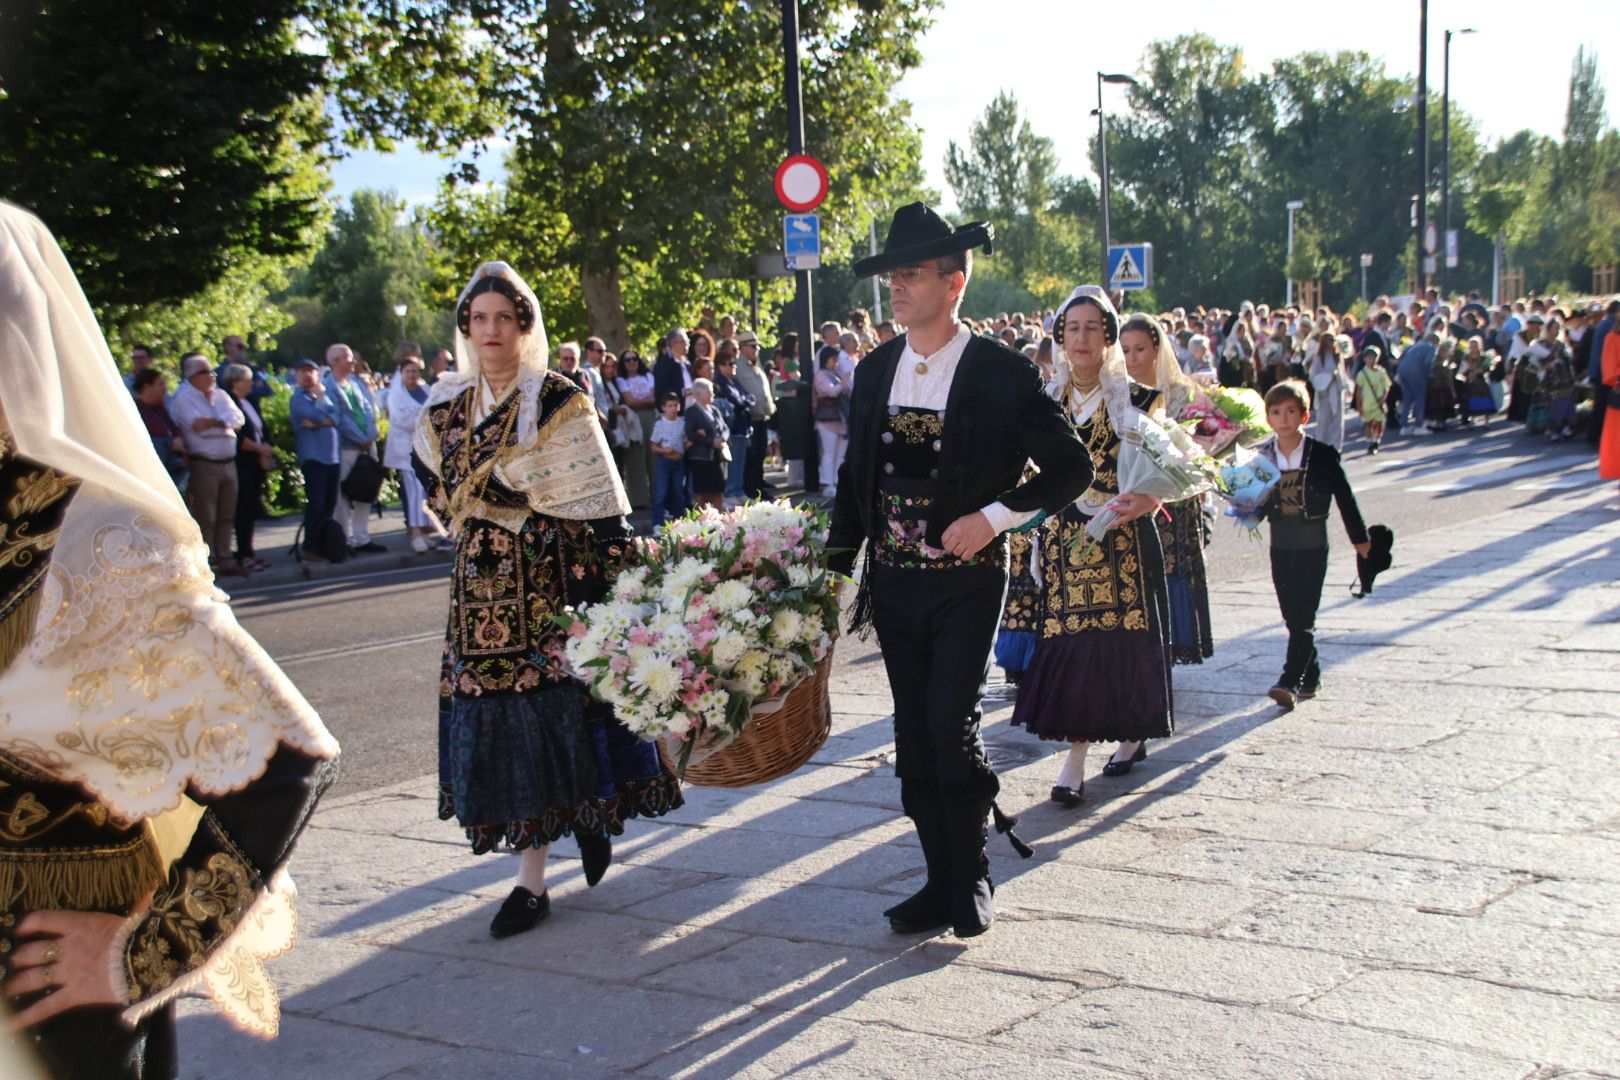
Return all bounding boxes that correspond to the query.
[1107,243,1153,291]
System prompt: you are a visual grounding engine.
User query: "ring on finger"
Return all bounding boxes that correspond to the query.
[40,964,53,987]
[41,942,62,965]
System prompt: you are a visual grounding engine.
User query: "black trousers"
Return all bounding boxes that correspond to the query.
[1270,546,1328,690]
[17,1001,176,1079]
[1589,384,1609,448]
[870,562,1006,804]
[746,425,770,496]
[233,456,266,558]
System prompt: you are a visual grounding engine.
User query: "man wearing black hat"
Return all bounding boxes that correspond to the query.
[829,203,1091,938]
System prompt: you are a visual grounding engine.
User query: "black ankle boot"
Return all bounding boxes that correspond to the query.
[578,832,612,887]
[941,801,995,939]
[885,783,951,934]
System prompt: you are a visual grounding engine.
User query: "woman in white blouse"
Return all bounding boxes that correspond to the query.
[384,355,450,553]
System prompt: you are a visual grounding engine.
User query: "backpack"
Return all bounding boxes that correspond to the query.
[340,451,388,505]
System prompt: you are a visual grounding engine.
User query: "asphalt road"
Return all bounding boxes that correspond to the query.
[228,418,1604,799]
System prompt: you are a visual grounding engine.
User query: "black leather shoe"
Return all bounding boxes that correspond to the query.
[578,832,612,887]
[1100,743,1148,777]
[354,540,388,554]
[1049,784,1084,807]
[489,887,549,938]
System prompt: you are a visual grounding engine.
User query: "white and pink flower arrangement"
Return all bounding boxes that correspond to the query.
[560,500,845,772]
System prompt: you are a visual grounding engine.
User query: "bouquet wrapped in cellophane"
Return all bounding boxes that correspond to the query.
[1207,386,1273,447]
[1072,408,1223,554]
[559,501,845,774]
[1219,445,1283,536]
[1177,389,1243,458]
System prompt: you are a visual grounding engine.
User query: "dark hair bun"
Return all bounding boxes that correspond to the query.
[457,276,537,337]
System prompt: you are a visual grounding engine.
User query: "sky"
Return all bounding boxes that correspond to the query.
[331,0,1617,210]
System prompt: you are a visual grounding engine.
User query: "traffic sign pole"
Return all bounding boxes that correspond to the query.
[780,0,816,489]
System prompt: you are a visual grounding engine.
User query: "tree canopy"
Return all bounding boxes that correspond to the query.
[0,0,330,308]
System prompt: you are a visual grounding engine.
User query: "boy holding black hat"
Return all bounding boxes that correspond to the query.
[1257,380,1372,709]
[829,203,1090,938]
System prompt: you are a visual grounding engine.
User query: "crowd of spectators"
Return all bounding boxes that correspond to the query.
[125,289,1618,575]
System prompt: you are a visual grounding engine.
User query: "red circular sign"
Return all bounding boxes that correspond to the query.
[774,155,829,213]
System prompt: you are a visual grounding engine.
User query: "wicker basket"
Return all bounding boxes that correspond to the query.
[659,648,835,788]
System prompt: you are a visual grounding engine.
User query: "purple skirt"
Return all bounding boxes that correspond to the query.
[1010,630,1173,742]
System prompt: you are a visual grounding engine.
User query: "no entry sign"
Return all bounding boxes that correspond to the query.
[774,155,829,213]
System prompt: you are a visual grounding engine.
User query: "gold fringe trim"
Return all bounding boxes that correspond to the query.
[0,586,41,676]
[0,830,165,913]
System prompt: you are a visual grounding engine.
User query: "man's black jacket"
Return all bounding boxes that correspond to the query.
[828,333,1091,575]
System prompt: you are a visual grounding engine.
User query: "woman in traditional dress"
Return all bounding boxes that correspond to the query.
[1304,332,1350,450]
[1118,312,1215,668]
[412,262,682,939]
[0,201,339,1077]
[1011,288,1173,805]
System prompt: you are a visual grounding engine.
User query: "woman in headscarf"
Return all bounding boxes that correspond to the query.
[0,202,339,1077]
[1011,287,1173,805]
[1305,333,1351,450]
[411,262,682,939]
[1119,312,1215,669]
[383,353,449,553]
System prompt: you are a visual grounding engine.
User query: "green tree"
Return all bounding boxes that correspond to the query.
[0,0,330,309]
[1105,34,1275,306]
[321,0,936,349]
[274,190,456,371]
[944,91,1095,308]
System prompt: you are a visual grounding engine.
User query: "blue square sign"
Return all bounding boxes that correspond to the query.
[784,213,821,271]
[1107,243,1153,291]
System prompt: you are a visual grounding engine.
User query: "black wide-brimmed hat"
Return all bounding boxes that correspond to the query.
[853,202,995,278]
[1350,523,1395,598]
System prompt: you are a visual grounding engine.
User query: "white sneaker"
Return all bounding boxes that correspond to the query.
[410,535,428,554]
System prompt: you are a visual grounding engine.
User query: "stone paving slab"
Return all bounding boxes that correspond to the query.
[179,485,1620,1078]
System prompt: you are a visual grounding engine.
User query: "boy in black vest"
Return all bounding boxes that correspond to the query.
[1258,380,1371,709]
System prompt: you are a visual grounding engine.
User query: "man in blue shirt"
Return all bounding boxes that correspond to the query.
[289,359,342,562]
[322,343,385,553]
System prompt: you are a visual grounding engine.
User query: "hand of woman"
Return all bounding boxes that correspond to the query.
[1107,492,1162,527]
[4,909,130,1029]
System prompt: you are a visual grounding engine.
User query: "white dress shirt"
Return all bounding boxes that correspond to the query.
[170,382,244,461]
[887,329,1035,535]
[1273,436,1306,472]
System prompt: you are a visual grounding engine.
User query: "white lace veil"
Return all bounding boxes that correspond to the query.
[1122,310,1194,415]
[1048,284,1133,430]
[0,202,337,822]
[0,202,198,542]
[449,260,549,383]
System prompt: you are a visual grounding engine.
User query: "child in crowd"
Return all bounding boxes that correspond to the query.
[1538,349,1577,441]
[649,391,689,526]
[1352,347,1391,454]
[1258,380,1372,709]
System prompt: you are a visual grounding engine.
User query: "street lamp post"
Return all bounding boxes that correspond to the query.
[1360,253,1374,303]
[1441,27,1477,297]
[1416,0,1430,294]
[1094,72,1137,286]
[393,303,408,343]
[1285,200,1305,307]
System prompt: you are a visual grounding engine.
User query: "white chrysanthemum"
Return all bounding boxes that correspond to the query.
[710,579,753,613]
[786,564,812,588]
[710,632,749,669]
[769,609,803,647]
[629,656,682,703]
